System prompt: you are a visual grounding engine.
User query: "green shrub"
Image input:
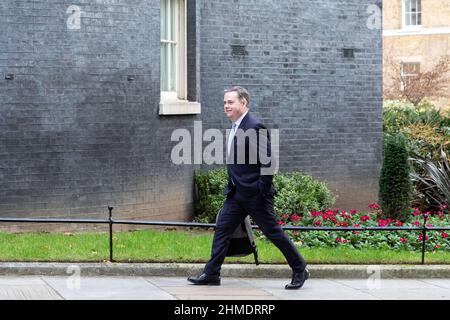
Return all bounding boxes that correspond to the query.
[383,99,450,213]
[193,168,335,223]
[383,99,450,160]
[383,99,450,135]
[273,172,335,220]
[378,133,413,221]
[193,168,228,223]
[410,146,450,210]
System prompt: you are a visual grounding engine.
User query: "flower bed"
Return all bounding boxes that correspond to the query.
[264,204,450,251]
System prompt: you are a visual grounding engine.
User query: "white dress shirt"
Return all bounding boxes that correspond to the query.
[227,110,248,156]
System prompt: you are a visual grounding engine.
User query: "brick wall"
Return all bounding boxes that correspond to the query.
[198,0,383,211]
[0,0,200,229]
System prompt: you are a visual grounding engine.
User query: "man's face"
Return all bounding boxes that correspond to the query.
[223,91,247,122]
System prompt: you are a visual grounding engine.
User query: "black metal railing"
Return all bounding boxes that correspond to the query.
[1,207,449,264]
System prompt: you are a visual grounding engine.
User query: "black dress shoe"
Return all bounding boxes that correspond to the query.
[285,268,309,290]
[187,273,221,286]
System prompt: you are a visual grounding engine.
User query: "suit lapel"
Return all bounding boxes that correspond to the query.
[238,112,251,131]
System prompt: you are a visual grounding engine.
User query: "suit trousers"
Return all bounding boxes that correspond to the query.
[204,190,307,276]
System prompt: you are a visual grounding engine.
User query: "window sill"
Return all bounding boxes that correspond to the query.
[159,100,201,115]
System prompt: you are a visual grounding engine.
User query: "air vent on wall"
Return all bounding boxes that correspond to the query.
[343,48,354,58]
[231,45,248,56]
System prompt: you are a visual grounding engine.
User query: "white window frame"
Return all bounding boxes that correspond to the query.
[160,0,200,115]
[402,0,422,29]
[161,0,185,100]
[400,61,420,91]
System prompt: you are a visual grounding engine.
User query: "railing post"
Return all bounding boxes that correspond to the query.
[108,206,114,262]
[421,213,428,265]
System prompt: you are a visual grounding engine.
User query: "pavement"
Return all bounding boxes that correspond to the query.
[1,263,450,300]
[2,275,450,300]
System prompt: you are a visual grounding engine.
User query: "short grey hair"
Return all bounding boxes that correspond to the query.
[224,86,250,107]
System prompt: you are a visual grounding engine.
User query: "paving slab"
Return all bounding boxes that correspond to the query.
[0,276,61,300]
[243,278,380,300]
[420,279,450,290]
[41,276,175,300]
[363,288,450,300]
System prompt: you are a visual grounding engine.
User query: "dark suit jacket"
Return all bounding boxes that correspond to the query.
[224,112,277,198]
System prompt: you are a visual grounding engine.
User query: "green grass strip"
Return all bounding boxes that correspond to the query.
[1,229,449,264]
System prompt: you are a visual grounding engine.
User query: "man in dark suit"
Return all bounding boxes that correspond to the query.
[188,86,309,289]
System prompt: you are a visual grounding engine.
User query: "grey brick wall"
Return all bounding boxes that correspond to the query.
[198,0,383,211]
[0,0,200,227]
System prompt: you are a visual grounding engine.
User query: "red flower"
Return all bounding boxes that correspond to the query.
[335,237,348,244]
[277,220,285,225]
[349,209,358,215]
[293,231,299,237]
[360,215,370,222]
[378,219,389,227]
[434,244,441,250]
[395,220,403,227]
[281,214,289,220]
[325,210,337,216]
[368,203,380,210]
[413,221,420,226]
[442,232,449,239]
[313,221,323,226]
[340,212,352,220]
[338,221,349,227]
[413,208,421,216]
[310,211,322,217]
[290,214,301,222]
[418,234,429,241]
[400,237,408,243]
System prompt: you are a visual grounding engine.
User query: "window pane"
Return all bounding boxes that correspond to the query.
[402,62,420,75]
[417,12,421,25]
[411,14,417,25]
[161,43,168,91]
[411,0,417,12]
[170,0,176,41]
[405,13,411,25]
[417,0,421,12]
[405,0,410,14]
[169,44,176,91]
[161,0,167,40]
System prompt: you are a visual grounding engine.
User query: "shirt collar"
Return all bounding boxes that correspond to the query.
[233,110,249,129]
